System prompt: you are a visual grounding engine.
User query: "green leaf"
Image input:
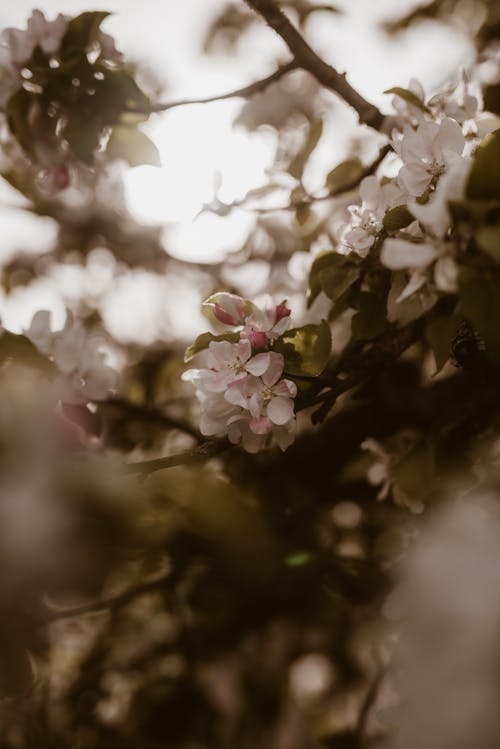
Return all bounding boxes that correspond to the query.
[475,225,500,263]
[425,315,460,373]
[466,129,500,201]
[384,86,429,113]
[106,125,161,167]
[275,321,332,377]
[326,158,364,194]
[60,11,110,57]
[288,117,323,180]
[383,204,414,232]
[351,292,388,340]
[484,83,500,115]
[184,331,240,362]
[6,89,34,156]
[63,116,101,164]
[458,268,500,367]
[295,203,312,226]
[308,251,360,307]
[392,441,435,501]
[0,332,55,374]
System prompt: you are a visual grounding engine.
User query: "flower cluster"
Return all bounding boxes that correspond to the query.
[25,310,118,404]
[337,68,499,303]
[183,293,298,453]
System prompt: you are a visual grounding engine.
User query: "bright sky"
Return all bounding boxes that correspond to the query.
[0,1,475,338]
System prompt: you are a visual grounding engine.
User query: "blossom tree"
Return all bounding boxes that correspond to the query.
[0,2,499,748]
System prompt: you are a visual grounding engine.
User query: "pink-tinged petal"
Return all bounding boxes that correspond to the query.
[225,383,249,408]
[273,379,298,398]
[261,352,285,386]
[398,165,431,197]
[247,330,268,349]
[249,392,263,418]
[236,338,252,363]
[381,238,438,270]
[203,292,247,326]
[245,352,271,376]
[203,371,235,393]
[267,396,295,425]
[272,316,292,337]
[249,415,273,435]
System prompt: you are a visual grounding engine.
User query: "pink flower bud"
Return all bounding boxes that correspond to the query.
[247,330,268,349]
[275,303,291,323]
[204,293,247,326]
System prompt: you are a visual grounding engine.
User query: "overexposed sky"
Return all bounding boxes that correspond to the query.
[0,1,475,338]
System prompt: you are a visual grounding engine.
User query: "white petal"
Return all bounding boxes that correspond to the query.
[381,238,438,270]
[245,352,271,376]
[267,396,295,425]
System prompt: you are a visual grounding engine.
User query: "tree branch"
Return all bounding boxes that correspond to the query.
[99,397,202,441]
[244,0,385,130]
[44,573,170,623]
[124,438,230,476]
[143,61,298,113]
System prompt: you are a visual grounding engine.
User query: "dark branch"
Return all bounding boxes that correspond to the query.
[98,397,202,441]
[144,61,298,113]
[244,0,385,130]
[124,438,230,476]
[44,573,170,623]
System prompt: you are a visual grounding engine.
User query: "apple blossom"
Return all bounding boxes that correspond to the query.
[397,118,465,197]
[183,294,298,453]
[340,175,404,256]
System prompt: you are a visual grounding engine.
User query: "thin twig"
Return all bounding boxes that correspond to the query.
[355,664,387,740]
[139,61,298,113]
[244,0,385,130]
[99,397,202,441]
[44,574,170,623]
[124,438,230,476]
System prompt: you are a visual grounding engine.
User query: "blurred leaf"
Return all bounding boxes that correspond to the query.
[275,321,331,376]
[0,331,55,374]
[63,115,101,163]
[326,157,363,194]
[6,89,34,156]
[288,117,323,180]
[484,83,500,115]
[475,224,500,263]
[60,11,110,57]
[184,331,240,362]
[466,128,500,201]
[458,268,500,367]
[308,251,360,307]
[425,315,460,373]
[392,441,435,501]
[383,204,414,232]
[107,125,161,167]
[351,292,388,340]
[295,203,313,225]
[384,86,429,112]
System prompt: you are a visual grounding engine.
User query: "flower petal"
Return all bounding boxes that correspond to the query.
[381,238,438,270]
[267,396,295,425]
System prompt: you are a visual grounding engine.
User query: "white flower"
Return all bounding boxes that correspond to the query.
[341,176,403,257]
[391,78,428,127]
[397,118,465,197]
[408,155,470,238]
[183,295,298,453]
[381,237,458,298]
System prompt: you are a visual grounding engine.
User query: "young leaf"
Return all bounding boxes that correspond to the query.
[326,158,364,194]
[184,332,240,362]
[288,117,323,180]
[384,86,429,113]
[425,316,460,373]
[106,126,161,167]
[466,128,500,201]
[383,205,414,232]
[308,251,360,307]
[458,267,500,367]
[275,321,332,376]
[60,11,111,57]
